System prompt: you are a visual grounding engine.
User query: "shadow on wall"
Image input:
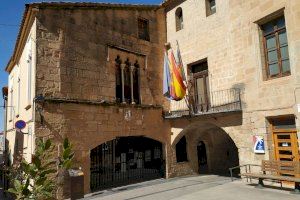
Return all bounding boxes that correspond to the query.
[232,82,246,110]
[13,131,24,162]
[169,111,243,130]
[197,127,240,176]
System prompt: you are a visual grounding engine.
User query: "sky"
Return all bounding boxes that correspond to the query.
[0,0,162,132]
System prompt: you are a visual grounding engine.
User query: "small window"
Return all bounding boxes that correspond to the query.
[176,136,188,162]
[27,39,32,106]
[261,16,290,79]
[175,7,183,31]
[9,76,14,121]
[17,76,20,116]
[191,60,208,73]
[206,0,216,16]
[138,18,150,41]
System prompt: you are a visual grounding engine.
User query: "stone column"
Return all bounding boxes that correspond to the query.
[120,64,126,104]
[130,65,135,104]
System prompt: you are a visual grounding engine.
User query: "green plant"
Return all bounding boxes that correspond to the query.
[59,138,75,170]
[7,138,72,200]
[30,139,57,199]
[7,178,31,200]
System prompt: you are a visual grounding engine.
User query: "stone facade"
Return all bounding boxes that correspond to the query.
[32,4,170,194]
[165,0,300,176]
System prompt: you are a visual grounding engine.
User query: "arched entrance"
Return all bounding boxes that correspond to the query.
[90,136,164,191]
[172,122,240,176]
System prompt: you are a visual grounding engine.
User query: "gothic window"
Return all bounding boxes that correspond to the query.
[175,7,183,31]
[115,56,140,104]
[124,59,131,103]
[176,136,188,162]
[115,56,122,103]
[138,18,150,41]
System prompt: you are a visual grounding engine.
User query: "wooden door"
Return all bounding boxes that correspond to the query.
[273,130,299,162]
[193,71,210,112]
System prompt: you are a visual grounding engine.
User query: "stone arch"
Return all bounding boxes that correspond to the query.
[171,120,240,150]
[172,121,217,146]
[170,121,239,176]
[89,136,165,191]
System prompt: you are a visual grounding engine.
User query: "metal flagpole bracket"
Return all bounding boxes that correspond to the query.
[164,42,171,50]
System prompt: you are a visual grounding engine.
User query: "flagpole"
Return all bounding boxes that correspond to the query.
[176,40,194,115]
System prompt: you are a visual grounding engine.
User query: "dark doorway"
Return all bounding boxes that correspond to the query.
[90,136,164,192]
[190,60,210,112]
[197,141,209,174]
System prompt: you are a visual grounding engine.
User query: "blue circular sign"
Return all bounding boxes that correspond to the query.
[15,120,26,130]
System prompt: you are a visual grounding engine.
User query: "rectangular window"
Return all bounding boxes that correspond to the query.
[9,76,14,121]
[138,18,150,41]
[10,90,13,121]
[17,76,20,117]
[27,41,32,107]
[206,0,216,16]
[262,16,290,79]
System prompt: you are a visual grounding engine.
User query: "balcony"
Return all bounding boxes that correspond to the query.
[164,88,242,119]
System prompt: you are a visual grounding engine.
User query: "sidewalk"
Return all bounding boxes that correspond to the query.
[84,175,299,200]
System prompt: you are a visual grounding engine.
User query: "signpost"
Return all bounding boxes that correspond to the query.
[15,120,26,132]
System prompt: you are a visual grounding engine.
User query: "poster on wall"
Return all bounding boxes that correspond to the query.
[145,150,151,162]
[253,136,265,154]
[154,147,161,159]
[121,153,126,162]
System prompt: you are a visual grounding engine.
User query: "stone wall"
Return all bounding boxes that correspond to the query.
[35,6,167,107]
[165,0,300,174]
[35,102,171,194]
[33,5,170,195]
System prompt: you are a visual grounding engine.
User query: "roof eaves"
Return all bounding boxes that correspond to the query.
[5,4,35,73]
[30,2,160,10]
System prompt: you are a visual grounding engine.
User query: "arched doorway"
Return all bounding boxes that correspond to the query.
[193,127,239,175]
[90,136,164,191]
[197,141,208,174]
[172,122,240,177]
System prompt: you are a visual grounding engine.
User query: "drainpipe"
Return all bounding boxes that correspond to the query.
[2,87,8,165]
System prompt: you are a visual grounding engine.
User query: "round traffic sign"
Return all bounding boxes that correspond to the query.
[15,120,26,130]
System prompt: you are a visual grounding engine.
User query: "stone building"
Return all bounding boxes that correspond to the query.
[4,2,169,195]
[3,0,300,197]
[164,0,300,177]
